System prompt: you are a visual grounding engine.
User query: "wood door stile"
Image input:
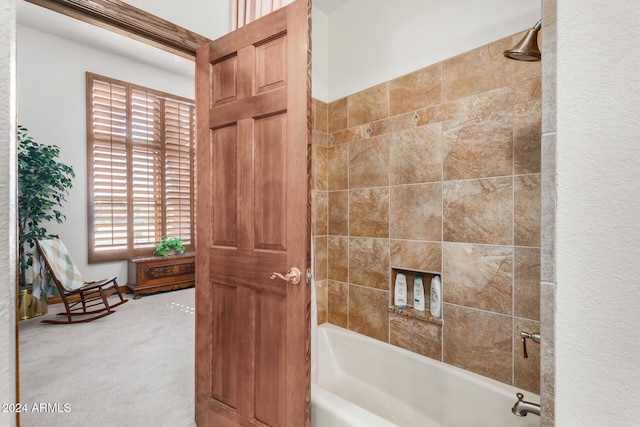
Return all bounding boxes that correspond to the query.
[195,1,311,426]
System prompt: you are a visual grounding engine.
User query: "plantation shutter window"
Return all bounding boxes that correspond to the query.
[232,0,283,29]
[87,73,195,262]
[164,100,194,243]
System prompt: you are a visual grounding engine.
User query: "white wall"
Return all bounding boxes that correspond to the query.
[325,0,540,101]
[17,24,195,285]
[124,0,292,42]
[311,6,329,101]
[0,0,17,425]
[125,0,231,41]
[555,0,640,425]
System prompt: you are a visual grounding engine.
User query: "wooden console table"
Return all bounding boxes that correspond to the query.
[127,251,195,299]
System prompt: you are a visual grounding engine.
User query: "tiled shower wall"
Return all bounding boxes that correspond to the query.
[312,31,542,394]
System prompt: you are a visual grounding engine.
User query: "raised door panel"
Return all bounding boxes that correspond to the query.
[253,293,287,426]
[211,125,238,248]
[212,55,238,107]
[253,113,287,252]
[210,284,239,410]
[255,35,287,95]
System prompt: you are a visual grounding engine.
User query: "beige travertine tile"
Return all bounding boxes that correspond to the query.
[313,145,328,191]
[540,281,556,427]
[390,240,441,273]
[329,97,347,133]
[331,125,370,146]
[443,41,507,101]
[443,304,512,384]
[390,183,442,241]
[540,133,557,282]
[540,0,556,415]
[327,236,348,282]
[416,101,459,128]
[514,247,541,321]
[514,317,541,394]
[390,124,443,185]
[369,112,418,138]
[349,237,389,290]
[349,135,390,188]
[514,100,542,175]
[313,190,328,236]
[541,22,557,136]
[314,99,328,133]
[312,130,329,147]
[349,187,389,238]
[541,134,556,283]
[348,83,389,127]
[315,279,328,324]
[390,314,442,360]
[328,143,348,190]
[442,243,513,314]
[348,285,389,342]
[327,280,348,328]
[328,190,348,236]
[514,174,541,247]
[313,236,328,282]
[389,63,442,116]
[503,32,543,82]
[543,0,557,27]
[442,33,541,102]
[443,177,513,245]
[416,89,484,128]
[443,108,513,180]
[312,98,317,130]
[417,78,541,128]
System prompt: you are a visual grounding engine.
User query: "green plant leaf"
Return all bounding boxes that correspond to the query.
[17,125,75,285]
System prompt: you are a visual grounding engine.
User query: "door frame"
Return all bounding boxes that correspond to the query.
[10,2,205,426]
[22,0,211,58]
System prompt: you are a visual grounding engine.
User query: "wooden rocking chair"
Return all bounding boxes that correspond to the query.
[34,237,128,324]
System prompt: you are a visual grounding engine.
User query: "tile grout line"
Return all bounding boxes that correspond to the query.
[440,120,446,361]
[511,107,516,387]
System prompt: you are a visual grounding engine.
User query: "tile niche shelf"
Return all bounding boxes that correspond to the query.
[389,268,443,326]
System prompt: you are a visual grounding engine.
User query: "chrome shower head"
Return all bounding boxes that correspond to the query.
[503,20,542,61]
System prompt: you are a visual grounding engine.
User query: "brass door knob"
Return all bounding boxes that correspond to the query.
[270,267,301,285]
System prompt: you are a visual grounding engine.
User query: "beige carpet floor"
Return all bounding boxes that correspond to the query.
[18,287,196,427]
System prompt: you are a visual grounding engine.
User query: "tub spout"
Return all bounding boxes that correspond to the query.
[512,393,540,417]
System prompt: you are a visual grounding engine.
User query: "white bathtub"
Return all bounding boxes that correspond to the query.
[311,324,540,427]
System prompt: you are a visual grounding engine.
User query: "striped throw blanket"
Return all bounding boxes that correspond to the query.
[33,238,84,300]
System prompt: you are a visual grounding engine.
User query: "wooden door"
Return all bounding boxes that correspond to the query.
[194,1,311,426]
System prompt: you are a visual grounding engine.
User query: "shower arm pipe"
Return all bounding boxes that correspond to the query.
[532,20,542,32]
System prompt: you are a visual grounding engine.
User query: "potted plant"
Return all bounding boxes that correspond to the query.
[17,125,75,308]
[153,237,185,257]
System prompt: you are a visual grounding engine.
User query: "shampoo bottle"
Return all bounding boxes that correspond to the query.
[413,274,425,311]
[430,274,442,318]
[394,273,407,309]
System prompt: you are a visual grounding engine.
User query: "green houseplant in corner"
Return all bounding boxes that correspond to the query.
[154,237,185,257]
[18,125,75,288]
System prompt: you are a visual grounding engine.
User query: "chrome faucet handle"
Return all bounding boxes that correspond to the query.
[520,331,541,358]
[521,335,529,358]
[512,392,541,417]
[520,331,541,342]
